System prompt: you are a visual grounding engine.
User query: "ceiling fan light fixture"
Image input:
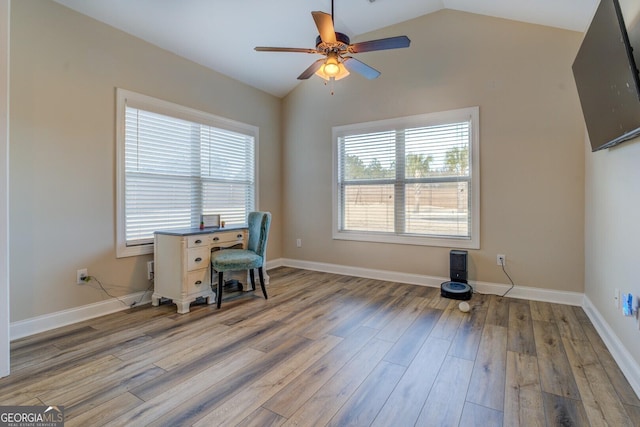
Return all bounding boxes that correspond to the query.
[316,61,350,81]
[324,59,340,77]
[323,52,340,76]
[316,51,349,81]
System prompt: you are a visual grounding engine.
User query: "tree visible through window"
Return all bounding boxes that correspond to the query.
[333,107,479,248]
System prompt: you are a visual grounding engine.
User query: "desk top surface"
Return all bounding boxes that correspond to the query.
[154,225,246,237]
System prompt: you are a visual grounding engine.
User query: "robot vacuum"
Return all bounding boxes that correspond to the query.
[440,281,473,300]
[440,250,472,300]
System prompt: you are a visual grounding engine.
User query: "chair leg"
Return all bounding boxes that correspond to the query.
[249,269,256,291]
[258,267,268,300]
[217,271,224,309]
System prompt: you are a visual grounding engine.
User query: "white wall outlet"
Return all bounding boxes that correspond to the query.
[614,288,620,309]
[147,260,154,280]
[296,238,302,248]
[77,268,88,284]
[497,254,506,266]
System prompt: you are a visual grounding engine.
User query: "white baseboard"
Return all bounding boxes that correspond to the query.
[583,296,640,398]
[274,258,584,306]
[10,262,281,341]
[10,291,152,341]
[8,260,585,340]
[471,279,584,306]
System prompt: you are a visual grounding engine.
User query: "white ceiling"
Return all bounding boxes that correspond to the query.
[52,0,599,98]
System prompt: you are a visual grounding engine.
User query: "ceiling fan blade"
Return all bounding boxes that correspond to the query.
[312,11,336,44]
[255,47,318,54]
[343,57,381,80]
[298,59,325,80]
[348,35,411,53]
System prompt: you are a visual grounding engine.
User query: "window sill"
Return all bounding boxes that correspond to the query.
[332,230,479,249]
[116,243,153,258]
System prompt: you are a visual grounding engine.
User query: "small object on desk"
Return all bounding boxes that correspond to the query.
[201,214,220,228]
[221,220,226,228]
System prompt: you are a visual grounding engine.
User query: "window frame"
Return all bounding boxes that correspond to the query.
[115,88,259,258]
[332,106,480,249]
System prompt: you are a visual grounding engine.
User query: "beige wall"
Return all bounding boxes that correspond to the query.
[9,0,282,322]
[584,0,640,379]
[8,3,590,324]
[585,135,640,374]
[282,10,586,292]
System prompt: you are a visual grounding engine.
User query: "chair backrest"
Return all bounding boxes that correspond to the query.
[247,211,271,260]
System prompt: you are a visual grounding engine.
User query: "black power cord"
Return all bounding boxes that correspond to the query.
[500,258,516,297]
[83,275,153,308]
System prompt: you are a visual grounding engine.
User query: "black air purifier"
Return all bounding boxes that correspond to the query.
[441,250,472,300]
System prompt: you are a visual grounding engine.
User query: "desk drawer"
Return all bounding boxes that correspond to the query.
[187,235,209,248]
[186,269,210,294]
[187,247,210,271]
[211,231,245,245]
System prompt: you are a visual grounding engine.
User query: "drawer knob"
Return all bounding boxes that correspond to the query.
[213,237,220,241]
[195,280,202,285]
[195,239,202,244]
[195,257,202,262]
[237,234,243,238]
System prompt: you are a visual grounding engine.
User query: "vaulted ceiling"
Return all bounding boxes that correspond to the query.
[52,0,599,97]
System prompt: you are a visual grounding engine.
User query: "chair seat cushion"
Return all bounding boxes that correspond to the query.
[211,249,263,271]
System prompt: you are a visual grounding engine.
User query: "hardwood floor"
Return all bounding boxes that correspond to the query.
[1,267,639,426]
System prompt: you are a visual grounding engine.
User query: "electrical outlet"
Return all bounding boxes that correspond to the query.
[497,254,506,266]
[296,238,302,248]
[77,268,88,284]
[147,260,154,280]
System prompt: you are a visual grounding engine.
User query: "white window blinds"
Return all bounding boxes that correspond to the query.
[333,107,479,248]
[117,89,257,257]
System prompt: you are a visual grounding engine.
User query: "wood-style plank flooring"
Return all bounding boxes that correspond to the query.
[1,267,639,426]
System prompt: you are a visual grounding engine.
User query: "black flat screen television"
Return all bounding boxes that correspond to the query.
[572,0,640,151]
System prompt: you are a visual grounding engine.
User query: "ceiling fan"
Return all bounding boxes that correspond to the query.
[254,0,411,83]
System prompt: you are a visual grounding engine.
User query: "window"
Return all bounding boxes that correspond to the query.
[116,89,257,257]
[333,107,479,248]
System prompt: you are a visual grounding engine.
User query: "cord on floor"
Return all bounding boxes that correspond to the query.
[500,259,515,297]
[84,275,153,308]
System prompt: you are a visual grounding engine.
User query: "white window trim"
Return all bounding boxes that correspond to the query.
[1,0,10,378]
[115,88,259,258]
[332,106,480,249]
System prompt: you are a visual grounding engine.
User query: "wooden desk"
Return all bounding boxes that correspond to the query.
[153,227,247,313]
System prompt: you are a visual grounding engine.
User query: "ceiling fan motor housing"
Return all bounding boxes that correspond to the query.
[315,32,350,53]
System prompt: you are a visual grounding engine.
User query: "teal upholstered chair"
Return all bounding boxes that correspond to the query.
[210,211,271,308]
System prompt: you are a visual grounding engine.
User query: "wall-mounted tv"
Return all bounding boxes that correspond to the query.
[572,0,640,151]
